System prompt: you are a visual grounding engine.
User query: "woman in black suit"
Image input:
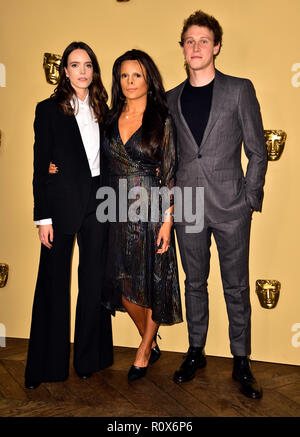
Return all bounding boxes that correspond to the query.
[25,42,113,389]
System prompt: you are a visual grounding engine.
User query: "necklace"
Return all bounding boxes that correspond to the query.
[123,111,144,120]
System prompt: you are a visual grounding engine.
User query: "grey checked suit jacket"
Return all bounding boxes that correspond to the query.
[167,69,268,224]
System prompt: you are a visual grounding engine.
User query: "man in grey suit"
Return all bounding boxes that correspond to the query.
[167,10,267,399]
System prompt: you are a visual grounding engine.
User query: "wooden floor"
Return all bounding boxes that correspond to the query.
[0,338,299,418]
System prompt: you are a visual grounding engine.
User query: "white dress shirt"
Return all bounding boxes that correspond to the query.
[35,93,100,226]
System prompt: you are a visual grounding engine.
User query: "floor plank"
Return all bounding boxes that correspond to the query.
[0,339,299,418]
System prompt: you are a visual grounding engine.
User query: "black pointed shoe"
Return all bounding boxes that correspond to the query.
[25,380,41,390]
[149,330,162,365]
[173,346,207,383]
[128,365,148,382]
[232,356,263,399]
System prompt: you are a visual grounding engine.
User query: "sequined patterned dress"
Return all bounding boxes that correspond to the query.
[102,116,183,325]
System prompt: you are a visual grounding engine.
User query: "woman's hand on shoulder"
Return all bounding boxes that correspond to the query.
[49,162,58,174]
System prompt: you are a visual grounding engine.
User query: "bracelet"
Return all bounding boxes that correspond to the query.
[164,212,174,217]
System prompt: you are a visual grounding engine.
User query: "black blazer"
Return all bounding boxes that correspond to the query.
[33,97,104,234]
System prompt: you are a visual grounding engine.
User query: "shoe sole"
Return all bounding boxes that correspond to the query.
[128,372,147,382]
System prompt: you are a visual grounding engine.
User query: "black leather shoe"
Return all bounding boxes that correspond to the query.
[76,372,92,379]
[128,365,148,382]
[232,356,263,399]
[25,380,40,390]
[149,344,161,365]
[173,346,206,383]
[149,328,161,364]
[149,330,162,365]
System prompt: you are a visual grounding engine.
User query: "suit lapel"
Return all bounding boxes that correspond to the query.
[68,114,85,149]
[200,69,227,149]
[65,112,92,167]
[175,70,228,151]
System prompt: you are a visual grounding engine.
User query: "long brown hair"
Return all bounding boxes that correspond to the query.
[51,41,108,122]
[105,49,168,161]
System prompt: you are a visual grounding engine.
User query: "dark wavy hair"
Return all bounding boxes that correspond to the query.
[105,49,168,161]
[51,41,108,122]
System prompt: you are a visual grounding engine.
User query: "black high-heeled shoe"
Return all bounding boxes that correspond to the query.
[149,331,161,365]
[128,365,148,382]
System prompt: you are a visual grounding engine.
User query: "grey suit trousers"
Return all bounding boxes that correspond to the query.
[175,212,252,356]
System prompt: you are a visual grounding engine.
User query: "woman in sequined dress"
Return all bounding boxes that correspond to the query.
[102,50,182,381]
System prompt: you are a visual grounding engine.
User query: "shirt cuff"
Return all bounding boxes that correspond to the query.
[35,218,53,226]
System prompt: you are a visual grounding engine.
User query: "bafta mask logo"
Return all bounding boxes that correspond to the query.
[291,63,300,88]
[291,323,300,348]
[0,263,9,288]
[43,53,61,85]
[264,130,287,161]
[256,279,281,309]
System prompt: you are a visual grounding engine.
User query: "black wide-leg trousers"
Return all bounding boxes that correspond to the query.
[175,213,252,357]
[25,178,113,383]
